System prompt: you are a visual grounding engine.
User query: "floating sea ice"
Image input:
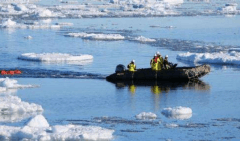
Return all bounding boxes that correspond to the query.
[131,36,156,42]
[24,35,33,39]
[165,123,179,128]
[66,32,125,40]
[161,106,192,120]
[177,51,240,65]
[55,22,73,26]
[0,115,114,141]
[0,94,43,115]
[12,3,28,11]
[135,112,157,120]
[0,19,16,28]
[219,3,239,13]
[0,77,37,89]
[18,53,93,62]
[26,115,49,128]
[162,0,184,5]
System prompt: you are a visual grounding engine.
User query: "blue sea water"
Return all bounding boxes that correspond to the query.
[1,6,240,141]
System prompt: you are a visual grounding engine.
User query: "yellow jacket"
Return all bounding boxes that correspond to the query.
[151,58,160,71]
[128,63,136,72]
[158,56,163,70]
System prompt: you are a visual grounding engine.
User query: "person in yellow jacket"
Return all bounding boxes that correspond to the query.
[127,60,136,72]
[150,54,160,71]
[156,52,163,71]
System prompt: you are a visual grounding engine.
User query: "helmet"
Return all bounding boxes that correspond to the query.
[154,54,157,57]
[156,51,160,55]
[132,60,135,63]
[165,55,168,58]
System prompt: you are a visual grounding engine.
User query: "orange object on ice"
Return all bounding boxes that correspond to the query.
[14,70,21,74]
[1,70,7,75]
[7,71,14,75]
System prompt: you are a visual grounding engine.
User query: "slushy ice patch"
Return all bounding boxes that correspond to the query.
[0,115,114,140]
[161,106,192,120]
[18,53,93,62]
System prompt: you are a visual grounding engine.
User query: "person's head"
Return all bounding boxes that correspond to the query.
[156,51,160,56]
[154,54,157,58]
[131,60,135,64]
[165,55,168,59]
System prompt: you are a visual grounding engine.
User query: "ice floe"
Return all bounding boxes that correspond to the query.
[18,53,93,62]
[131,36,156,42]
[161,106,192,120]
[135,112,157,120]
[0,19,61,29]
[0,77,41,122]
[165,123,179,128]
[0,77,37,89]
[177,51,240,65]
[66,32,125,40]
[24,35,32,39]
[0,115,114,140]
[218,3,239,14]
[0,94,43,115]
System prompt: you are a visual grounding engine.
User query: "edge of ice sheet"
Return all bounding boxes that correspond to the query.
[0,115,114,140]
[0,77,42,122]
[66,32,125,40]
[135,112,157,120]
[18,53,93,62]
[177,51,240,65]
[161,106,192,120]
[0,77,38,89]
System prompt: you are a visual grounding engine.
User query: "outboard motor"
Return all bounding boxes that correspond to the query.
[115,64,126,73]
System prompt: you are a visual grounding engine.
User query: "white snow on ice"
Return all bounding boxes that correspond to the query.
[18,53,93,62]
[177,51,240,65]
[0,115,114,141]
[161,106,192,120]
[66,32,125,40]
[135,112,157,120]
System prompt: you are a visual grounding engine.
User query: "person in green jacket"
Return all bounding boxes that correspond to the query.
[128,60,136,72]
[150,54,160,71]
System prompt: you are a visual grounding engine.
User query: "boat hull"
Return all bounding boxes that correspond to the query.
[106,64,210,81]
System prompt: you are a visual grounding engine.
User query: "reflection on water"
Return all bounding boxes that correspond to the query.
[110,80,210,111]
[110,80,210,95]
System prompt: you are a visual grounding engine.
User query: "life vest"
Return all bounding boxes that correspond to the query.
[128,63,136,72]
[151,58,159,71]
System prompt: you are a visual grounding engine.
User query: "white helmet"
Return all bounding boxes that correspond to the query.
[165,55,168,58]
[154,54,157,57]
[156,51,160,55]
[132,60,135,63]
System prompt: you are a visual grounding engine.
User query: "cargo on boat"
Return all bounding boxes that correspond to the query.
[106,64,210,81]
